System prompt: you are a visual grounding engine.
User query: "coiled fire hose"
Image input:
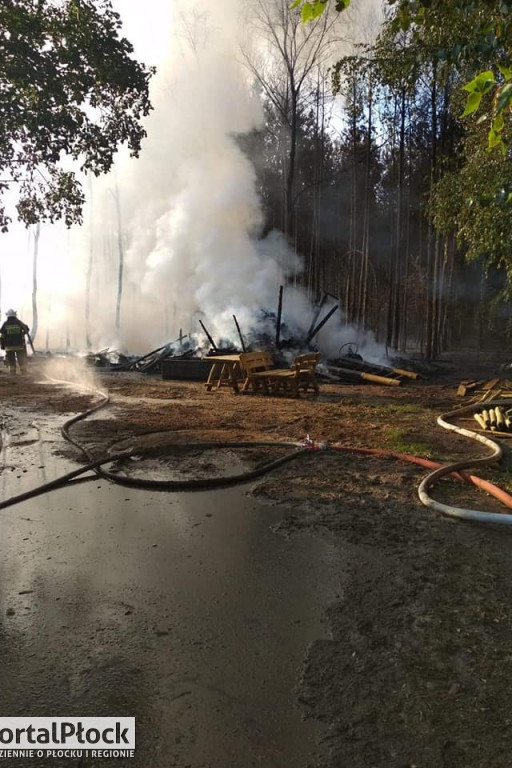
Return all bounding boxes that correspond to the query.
[417,400,512,524]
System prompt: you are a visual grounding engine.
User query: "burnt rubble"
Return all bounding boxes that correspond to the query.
[80,286,427,384]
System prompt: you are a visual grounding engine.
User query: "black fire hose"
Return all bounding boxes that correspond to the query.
[4,374,512,523]
[0,380,309,510]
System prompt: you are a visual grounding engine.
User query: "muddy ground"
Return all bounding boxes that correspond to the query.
[3,352,512,767]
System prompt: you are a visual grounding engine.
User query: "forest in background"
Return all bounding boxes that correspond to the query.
[4,0,512,358]
[238,0,512,360]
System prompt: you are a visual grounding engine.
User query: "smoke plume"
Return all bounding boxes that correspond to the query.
[1,0,386,362]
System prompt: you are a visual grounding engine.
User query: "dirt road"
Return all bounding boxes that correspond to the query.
[2,355,512,767]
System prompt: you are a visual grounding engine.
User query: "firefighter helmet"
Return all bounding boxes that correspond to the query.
[5,309,16,317]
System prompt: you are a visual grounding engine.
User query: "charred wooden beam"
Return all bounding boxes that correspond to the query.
[307,293,328,339]
[128,343,168,370]
[305,304,338,347]
[233,314,246,352]
[199,319,218,351]
[336,357,399,377]
[275,285,283,349]
[337,356,419,380]
[138,345,174,373]
[327,365,401,387]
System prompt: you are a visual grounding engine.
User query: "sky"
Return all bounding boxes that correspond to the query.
[1,0,385,357]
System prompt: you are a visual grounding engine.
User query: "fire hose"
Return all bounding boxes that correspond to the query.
[0,382,309,510]
[416,400,512,524]
[1,377,512,524]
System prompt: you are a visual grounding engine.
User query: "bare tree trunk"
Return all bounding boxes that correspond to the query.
[359,74,373,331]
[438,236,453,353]
[285,85,298,240]
[85,178,94,350]
[113,185,124,336]
[31,223,40,343]
[399,141,411,353]
[386,95,399,350]
[349,76,358,325]
[425,65,437,361]
[391,88,406,350]
[45,295,51,351]
[241,0,338,246]
[432,81,452,358]
[478,260,486,351]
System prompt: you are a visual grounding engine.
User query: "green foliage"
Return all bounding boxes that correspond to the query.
[289,0,349,23]
[0,0,154,231]
[293,0,512,151]
[431,118,512,295]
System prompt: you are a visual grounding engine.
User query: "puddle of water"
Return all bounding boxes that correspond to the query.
[109,448,256,482]
[0,411,345,768]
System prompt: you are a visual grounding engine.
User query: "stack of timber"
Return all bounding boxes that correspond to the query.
[456,378,512,400]
[473,405,512,434]
[325,356,419,387]
[455,377,512,438]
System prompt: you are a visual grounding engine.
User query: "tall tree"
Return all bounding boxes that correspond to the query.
[241,0,340,240]
[293,0,512,149]
[0,0,154,231]
[111,184,124,335]
[31,222,40,343]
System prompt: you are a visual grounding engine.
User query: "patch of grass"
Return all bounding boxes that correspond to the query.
[340,399,425,415]
[386,403,423,414]
[384,427,435,458]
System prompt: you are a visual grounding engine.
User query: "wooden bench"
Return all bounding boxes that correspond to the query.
[239,351,274,394]
[239,351,320,397]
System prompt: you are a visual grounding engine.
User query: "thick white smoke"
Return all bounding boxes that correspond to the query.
[1,0,387,362]
[83,0,309,352]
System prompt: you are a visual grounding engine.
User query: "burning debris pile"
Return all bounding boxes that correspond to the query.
[85,335,196,375]
[82,285,341,377]
[80,285,426,386]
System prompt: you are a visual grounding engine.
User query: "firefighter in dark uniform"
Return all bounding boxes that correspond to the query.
[0,309,30,374]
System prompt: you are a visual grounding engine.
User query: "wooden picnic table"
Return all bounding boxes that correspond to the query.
[204,354,244,394]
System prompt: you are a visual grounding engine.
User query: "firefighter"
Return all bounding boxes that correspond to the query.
[0,309,30,374]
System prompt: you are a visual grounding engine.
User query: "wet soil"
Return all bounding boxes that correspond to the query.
[3,353,512,767]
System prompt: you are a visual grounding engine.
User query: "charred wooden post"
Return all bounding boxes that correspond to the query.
[128,343,168,370]
[305,305,339,346]
[276,285,283,349]
[138,345,174,373]
[199,319,218,351]
[233,314,247,352]
[307,293,328,339]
